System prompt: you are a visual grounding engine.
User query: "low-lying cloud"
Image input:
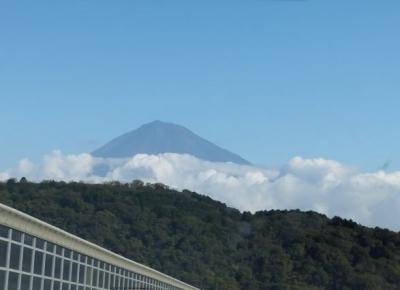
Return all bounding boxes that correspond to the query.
[2,150,400,231]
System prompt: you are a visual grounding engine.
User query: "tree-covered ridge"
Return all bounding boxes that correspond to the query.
[1,179,400,290]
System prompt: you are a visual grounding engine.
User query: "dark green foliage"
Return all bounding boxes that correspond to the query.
[1,180,400,290]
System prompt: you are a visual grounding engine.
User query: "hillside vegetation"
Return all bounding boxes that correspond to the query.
[1,179,400,290]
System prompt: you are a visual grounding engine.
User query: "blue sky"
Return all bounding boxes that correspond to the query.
[1,0,400,171]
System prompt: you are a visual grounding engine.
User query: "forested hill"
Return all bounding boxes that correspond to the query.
[1,180,400,290]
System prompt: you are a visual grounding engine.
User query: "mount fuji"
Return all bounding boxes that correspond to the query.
[92,121,251,165]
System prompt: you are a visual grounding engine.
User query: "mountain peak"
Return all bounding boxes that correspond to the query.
[142,120,171,127]
[139,120,188,131]
[92,121,251,165]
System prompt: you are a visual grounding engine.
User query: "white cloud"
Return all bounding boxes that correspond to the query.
[0,172,10,181]
[1,151,400,230]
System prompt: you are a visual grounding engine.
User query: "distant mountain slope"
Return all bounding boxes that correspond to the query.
[92,121,251,165]
[1,180,400,290]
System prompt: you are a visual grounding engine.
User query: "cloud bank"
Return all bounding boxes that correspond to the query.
[2,150,400,230]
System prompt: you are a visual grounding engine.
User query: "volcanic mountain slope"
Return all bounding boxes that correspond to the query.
[92,121,251,165]
[1,180,400,290]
